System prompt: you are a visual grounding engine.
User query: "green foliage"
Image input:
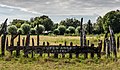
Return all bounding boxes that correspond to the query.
[67,26,75,34]
[35,24,45,34]
[30,28,36,35]
[93,16,104,34]
[17,28,22,34]
[10,19,29,28]
[65,29,70,34]
[7,25,17,34]
[60,18,80,28]
[53,29,60,35]
[86,20,93,34]
[102,10,120,33]
[75,26,80,34]
[58,25,66,35]
[21,23,30,34]
[32,15,54,31]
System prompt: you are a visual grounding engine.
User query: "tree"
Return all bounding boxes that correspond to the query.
[30,28,36,35]
[35,24,45,34]
[21,23,30,34]
[10,19,27,28]
[31,15,54,31]
[102,10,120,33]
[60,18,80,28]
[93,16,104,34]
[58,25,66,35]
[75,26,80,34]
[17,28,22,34]
[53,29,60,35]
[7,25,17,34]
[86,20,93,34]
[67,26,75,34]
[65,29,70,34]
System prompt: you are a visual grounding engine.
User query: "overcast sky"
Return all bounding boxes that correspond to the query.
[0,0,120,24]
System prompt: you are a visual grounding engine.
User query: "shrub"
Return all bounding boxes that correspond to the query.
[30,28,36,35]
[21,23,30,34]
[35,24,45,34]
[75,26,80,34]
[7,25,17,34]
[53,29,59,35]
[17,28,22,34]
[58,25,66,35]
[65,29,70,34]
[68,26,75,34]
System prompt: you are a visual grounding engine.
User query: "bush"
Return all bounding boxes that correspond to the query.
[35,24,45,34]
[17,28,22,34]
[58,25,66,35]
[68,26,75,34]
[30,28,36,35]
[53,29,59,35]
[7,25,17,34]
[21,23,30,34]
[75,26,80,34]
[65,29,70,34]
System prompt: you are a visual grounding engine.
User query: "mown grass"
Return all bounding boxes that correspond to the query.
[0,35,120,70]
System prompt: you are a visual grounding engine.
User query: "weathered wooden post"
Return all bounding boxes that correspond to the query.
[24,32,30,57]
[10,34,14,55]
[103,32,108,53]
[106,38,110,57]
[6,37,8,51]
[109,26,117,58]
[117,36,119,51]
[80,18,83,47]
[97,40,102,58]
[90,44,94,58]
[47,42,50,57]
[0,19,8,56]
[87,40,89,46]
[16,34,20,57]
[83,30,87,59]
[76,45,79,58]
[22,37,25,46]
[62,42,66,58]
[54,44,59,58]
[69,42,73,58]
[31,38,34,58]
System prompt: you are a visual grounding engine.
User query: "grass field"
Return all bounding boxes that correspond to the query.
[0,35,120,70]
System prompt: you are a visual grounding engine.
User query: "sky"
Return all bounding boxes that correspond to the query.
[0,0,120,24]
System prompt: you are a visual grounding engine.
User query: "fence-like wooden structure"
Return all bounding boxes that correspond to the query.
[0,18,119,59]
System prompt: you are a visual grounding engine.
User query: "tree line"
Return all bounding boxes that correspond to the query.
[3,10,120,35]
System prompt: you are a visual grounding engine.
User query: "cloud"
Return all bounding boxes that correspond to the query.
[0,4,42,15]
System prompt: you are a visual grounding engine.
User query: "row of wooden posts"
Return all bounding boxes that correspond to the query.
[0,18,119,59]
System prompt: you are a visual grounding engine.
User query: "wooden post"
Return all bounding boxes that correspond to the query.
[31,38,34,58]
[62,42,66,58]
[1,36,5,56]
[54,44,59,58]
[76,45,79,58]
[10,34,14,55]
[69,42,73,58]
[80,18,83,47]
[16,34,20,57]
[117,37,119,51]
[90,44,94,58]
[106,39,110,57]
[24,32,30,57]
[97,40,102,58]
[88,40,89,46]
[83,30,87,59]
[109,26,117,58]
[47,42,50,57]
[6,37,8,51]
[103,39,106,53]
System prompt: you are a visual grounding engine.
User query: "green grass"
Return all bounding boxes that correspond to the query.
[0,35,120,70]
